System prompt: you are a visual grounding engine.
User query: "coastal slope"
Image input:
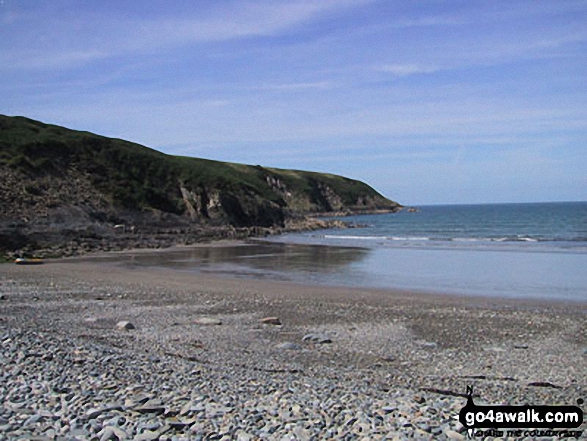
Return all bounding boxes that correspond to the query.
[0,115,400,256]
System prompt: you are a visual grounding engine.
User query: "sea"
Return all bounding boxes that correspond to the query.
[108,202,587,302]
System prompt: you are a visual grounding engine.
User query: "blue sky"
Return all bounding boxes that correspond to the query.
[1,0,586,205]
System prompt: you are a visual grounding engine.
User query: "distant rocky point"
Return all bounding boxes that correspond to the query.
[0,115,401,258]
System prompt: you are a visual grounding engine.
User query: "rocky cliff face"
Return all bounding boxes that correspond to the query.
[0,115,401,257]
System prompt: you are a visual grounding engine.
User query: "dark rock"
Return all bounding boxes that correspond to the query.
[302,333,332,344]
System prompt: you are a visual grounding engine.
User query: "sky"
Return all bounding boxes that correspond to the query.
[1,0,586,205]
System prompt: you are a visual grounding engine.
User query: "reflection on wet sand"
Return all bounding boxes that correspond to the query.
[70,239,587,300]
[77,242,370,283]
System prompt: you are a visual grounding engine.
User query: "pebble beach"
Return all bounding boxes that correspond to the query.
[1,246,586,440]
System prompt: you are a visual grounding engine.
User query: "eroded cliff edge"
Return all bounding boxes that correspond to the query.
[0,115,401,257]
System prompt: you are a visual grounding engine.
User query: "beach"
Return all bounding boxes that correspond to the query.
[1,244,586,440]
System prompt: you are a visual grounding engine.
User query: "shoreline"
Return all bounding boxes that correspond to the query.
[60,238,587,304]
[0,215,352,262]
[26,251,587,309]
[1,249,586,439]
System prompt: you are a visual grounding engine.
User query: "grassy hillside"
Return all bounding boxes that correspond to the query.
[0,115,399,228]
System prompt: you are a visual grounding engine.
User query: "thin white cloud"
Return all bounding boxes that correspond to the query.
[393,15,466,28]
[0,0,373,70]
[375,64,439,76]
[372,30,587,82]
[0,49,108,70]
[253,81,333,91]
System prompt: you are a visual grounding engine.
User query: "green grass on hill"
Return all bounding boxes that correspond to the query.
[0,115,397,216]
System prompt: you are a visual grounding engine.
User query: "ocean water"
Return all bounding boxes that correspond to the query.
[98,202,587,302]
[261,202,587,301]
[276,202,587,252]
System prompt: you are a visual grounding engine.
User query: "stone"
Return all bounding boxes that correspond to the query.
[205,404,233,418]
[86,404,124,420]
[135,403,166,415]
[413,395,426,404]
[277,342,302,350]
[260,317,281,326]
[514,343,529,349]
[115,321,135,331]
[44,429,58,439]
[419,341,437,349]
[127,394,151,407]
[167,417,192,430]
[483,346,505,352]
[135,430,161,441]
[302,333,332,344]
[194,317,222,326]
[137,420,162,432]
[236,432,254,441]
[104,416,126,427]
[98,426,128,441]
[445,429,465,440]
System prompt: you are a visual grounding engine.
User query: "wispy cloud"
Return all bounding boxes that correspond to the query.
[0,49,108,71]
[0,0,372,70]
[253,81,333,91]
[375,64,439,77]
[393,15,466,28]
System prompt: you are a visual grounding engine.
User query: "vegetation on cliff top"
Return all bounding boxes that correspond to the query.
[0,115,399,226]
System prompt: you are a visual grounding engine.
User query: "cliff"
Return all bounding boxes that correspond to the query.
[0,115,401,257]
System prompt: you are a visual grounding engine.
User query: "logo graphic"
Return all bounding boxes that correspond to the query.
[458,386,584,438]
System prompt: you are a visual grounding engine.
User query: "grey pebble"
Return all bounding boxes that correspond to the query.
[194,317,222,326]
[115,321,135,331]
[134,430,161,441]
[98,426,128,441]
[277,342,302,350]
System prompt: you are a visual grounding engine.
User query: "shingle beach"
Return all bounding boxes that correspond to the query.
[1,247,586,440]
